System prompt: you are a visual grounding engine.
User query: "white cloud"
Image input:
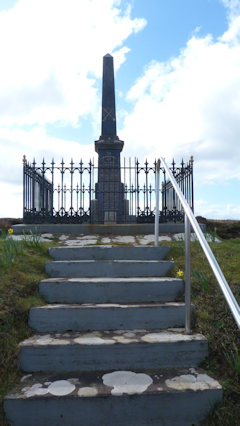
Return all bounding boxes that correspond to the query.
[221,0,240,19]
[0,126,95,184]
[120,13,240,189]
[0,181,23,218]
[1,1,240,220]
[195,199,240,219]
[0,0,146,217]
[0,125,96,217]
[0,0,146,127]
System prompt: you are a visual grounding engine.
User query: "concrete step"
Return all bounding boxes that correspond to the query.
[12,222,188,235]
[19,329,208,372]
[29,303,193,332]
[49,246,170,261]
[39,277,184,304]
[4,368,222,426]
[45,260,174,278]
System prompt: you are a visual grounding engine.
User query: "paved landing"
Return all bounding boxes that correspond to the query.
[9,232,221,245]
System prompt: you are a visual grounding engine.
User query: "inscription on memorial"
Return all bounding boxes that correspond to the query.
[103,108,115,121]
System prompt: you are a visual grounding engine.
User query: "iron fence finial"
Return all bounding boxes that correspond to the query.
[23,155,27,166]
[190,156,194,167]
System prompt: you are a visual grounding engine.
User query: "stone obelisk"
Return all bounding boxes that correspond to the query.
[92,53,128,223]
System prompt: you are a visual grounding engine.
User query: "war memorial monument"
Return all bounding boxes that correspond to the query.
[21,53,194,229]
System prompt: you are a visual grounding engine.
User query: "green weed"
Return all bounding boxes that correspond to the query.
[21,228,41,247]
[192,270,209,292]
[222,343,240,376]
[205,227,218,243]
[0,238,24,266]
[0,230,7,240]
[96,236,102,244]
[0,227,43,267]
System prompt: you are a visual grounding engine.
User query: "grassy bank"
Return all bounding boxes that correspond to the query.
[0,234,52,426]
[168,238,240,425]
[0,230,239,425]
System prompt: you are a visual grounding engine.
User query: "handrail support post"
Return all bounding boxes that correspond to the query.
[161,156,240,330]
[154,159,160,247]
[185,213,191,334]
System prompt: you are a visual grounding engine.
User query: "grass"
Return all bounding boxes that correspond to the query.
[166,238,240,426]
[0,229,240,425]
[0,233,53,426]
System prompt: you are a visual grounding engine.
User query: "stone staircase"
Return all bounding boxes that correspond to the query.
[4,245,222,426]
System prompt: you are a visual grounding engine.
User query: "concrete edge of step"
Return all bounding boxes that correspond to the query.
[19,328,208,347]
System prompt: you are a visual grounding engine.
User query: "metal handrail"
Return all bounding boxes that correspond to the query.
[157,157,240,331]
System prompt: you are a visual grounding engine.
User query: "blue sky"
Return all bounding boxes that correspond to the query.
[0,0,240,219]
[119,0,228,82]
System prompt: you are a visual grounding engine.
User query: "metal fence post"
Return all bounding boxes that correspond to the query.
[185,213,191,334]
[154,159,160,247]
[23,155,27,219]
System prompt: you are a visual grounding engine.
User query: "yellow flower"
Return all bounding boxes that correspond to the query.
[8,228,13,235]
[177,269,184,278]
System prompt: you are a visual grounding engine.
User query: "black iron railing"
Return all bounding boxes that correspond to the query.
[23,156,53,221]
[161,157,194,223]
[23,156,194,224]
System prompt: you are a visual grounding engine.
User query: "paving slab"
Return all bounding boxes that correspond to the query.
[138,235,172,245]
[58,235,69,241]
[159,235,172,242]
[41,233,54,239]
[75,235,100,240]
[9,235,51,243]
[101,237,112,243]
[63,239,98,246]
[111,236,136,244]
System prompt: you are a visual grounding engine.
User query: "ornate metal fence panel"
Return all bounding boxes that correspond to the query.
[23,156,194,224]
[161,157,194,222]
[23,156,54,223]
